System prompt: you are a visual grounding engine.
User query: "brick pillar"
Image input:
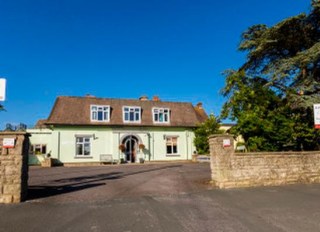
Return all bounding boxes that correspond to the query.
[209,134,234,188]
[0,132,30,203]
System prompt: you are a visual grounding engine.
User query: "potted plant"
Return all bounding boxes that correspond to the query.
[119,144,125,152]
[138,143,145,151]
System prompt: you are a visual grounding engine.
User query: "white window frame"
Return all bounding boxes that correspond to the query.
[90,105,110,122]
[166,136,179,156]
[75,136,92,157]
[153,108,170,123]
[123,106,141,123]
[30,144,47,155]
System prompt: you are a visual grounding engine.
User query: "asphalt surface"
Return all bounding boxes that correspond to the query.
[1,163,320,232]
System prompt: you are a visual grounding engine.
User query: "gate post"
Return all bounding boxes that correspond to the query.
[209,134,234,188]
[0,132,30,203]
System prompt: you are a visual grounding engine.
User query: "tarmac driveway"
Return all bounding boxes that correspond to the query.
[27,162,212,203]
[1,162,320,232]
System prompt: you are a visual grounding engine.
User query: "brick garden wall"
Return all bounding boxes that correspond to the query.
[0,133,29,203]
[209,135,320,189]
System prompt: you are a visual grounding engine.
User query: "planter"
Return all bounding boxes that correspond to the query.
[41,158,53,167]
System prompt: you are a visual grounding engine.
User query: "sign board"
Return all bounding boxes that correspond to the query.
[3,138,15,148]
[0,78,6,101]
[223,139,231,147]
[314,104,320,129]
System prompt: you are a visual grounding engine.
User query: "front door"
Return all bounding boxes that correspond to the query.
[124,136,138,163]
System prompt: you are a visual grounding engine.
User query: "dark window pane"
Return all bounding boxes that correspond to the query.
[125,112,129,121]
[167,145,172,154]
[76,144,83,155]
[98,111,103,120]
[84,144,90,155]
[42,145,47,154]
[173,145,177,154]
[130,112,134,121]
[155,114,158,121]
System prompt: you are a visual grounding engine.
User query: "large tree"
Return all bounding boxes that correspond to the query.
[221,1,320,151]
[193,114,224,154]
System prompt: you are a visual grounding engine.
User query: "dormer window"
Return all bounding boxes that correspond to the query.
[91,105,110,122]
[153,108,170,123]
[123,106,141,123]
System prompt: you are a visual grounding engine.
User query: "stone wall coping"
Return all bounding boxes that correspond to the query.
[235,151,320,157]
[208,134,234,139]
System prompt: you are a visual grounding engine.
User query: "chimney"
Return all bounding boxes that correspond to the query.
[139,95,148,101]
[196,102,203,109]
[152,96,160,101]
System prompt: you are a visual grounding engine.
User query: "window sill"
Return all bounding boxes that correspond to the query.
[90,120,110,123]
[74,156,93,159]
[166,154,180,157]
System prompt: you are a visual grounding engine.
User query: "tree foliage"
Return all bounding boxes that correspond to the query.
[193,114,224,154]
[221,1,320,151]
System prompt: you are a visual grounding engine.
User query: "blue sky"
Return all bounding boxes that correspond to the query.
[0,0,311,127]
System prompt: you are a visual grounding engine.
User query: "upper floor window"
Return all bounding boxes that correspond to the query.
[123,106,141,123]
[153,108,170,123]
[91,105,110,122]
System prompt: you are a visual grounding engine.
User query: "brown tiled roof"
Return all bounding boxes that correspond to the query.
[34,119,48,129]
[46,96,207,128]
[194,103,208,123]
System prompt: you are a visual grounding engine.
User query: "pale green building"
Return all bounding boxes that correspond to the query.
[27,95,207,165]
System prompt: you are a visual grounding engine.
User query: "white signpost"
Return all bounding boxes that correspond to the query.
[3,138,15,148]
[314,104,320,129]
[223,139,231,147]
[0,78,6,101]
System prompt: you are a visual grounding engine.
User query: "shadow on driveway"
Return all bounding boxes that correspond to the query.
[28,165,182,201]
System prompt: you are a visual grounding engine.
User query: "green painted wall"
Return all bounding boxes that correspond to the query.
[27,126,196,164]
[27,128,53,165]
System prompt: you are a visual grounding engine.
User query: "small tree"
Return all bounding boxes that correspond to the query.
[193,114,224,154]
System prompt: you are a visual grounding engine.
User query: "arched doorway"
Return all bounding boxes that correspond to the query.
[122,135,139,163]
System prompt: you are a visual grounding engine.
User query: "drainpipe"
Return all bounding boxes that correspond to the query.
[57,131,61,161]
[186,131,189,160]
[118,132,120,161]
[152,132,155,161]
[147,133,151,161]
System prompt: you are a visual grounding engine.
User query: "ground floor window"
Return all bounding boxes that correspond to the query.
[166,137,178,155]
[30,144,47,155]
[76,136,91,156]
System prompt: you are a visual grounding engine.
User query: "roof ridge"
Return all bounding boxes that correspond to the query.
[57,95,194,105]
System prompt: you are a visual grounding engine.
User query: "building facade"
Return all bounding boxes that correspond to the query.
[27,95,208,165]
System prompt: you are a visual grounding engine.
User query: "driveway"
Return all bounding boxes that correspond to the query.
[27,162,211,203]
[0,162,320,232]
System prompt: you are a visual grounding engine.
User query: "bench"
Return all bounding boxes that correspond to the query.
[100,154,118,164]
[236,145,246,152]
[197,155,210,163]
